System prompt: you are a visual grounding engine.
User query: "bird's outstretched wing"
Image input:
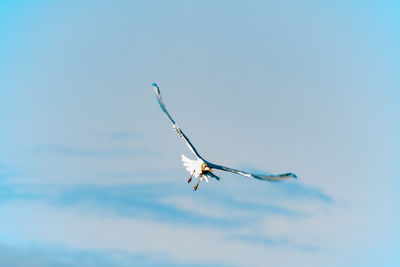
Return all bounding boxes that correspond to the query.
[207,162,297,181]
[152,83,204,160]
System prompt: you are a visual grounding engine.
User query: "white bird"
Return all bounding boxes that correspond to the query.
[152,83,297,191]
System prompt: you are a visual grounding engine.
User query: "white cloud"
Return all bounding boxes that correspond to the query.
[0,199,372,267]
[160,195,253,220]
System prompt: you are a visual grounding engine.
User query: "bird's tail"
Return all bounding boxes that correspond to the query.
[181,154,198,174]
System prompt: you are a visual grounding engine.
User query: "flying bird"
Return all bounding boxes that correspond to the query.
[152,83,297,191]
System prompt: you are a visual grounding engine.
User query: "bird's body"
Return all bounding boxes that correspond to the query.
[181,154,205,180]
[181,154,216,183]
[152,83,297,191]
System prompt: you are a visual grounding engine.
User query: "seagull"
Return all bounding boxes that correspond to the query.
[152,83,297,191]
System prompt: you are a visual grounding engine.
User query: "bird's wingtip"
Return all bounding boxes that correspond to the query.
[152,83,161,95]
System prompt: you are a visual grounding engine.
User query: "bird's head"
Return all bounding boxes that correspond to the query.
[201,162,212,172]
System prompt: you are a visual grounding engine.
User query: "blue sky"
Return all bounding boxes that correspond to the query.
[1,1,399,266]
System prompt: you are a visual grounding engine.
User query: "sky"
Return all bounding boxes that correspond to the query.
[0,0,399,266]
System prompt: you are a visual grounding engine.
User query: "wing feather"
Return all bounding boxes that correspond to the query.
[207,162,297,181]
[152,83,204,160]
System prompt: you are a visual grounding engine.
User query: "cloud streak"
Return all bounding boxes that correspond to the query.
[0,199,333,267]
[33,145,151,158]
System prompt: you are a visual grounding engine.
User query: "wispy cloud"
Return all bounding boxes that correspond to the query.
[0,183,295,228]
[264,182,333,203]
[227,234,317,251]
[0,199,322,267]
[0,243,233,267]
[0,244,121,267]
[0,180,334,238]
[0,191,362,267]
[33,145,151,158]
[109,131,139,140]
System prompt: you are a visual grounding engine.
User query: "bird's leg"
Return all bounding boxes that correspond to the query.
[193,176,201,191]
[188,170,195,183]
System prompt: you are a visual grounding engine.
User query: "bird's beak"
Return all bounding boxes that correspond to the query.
[207,167,212,172]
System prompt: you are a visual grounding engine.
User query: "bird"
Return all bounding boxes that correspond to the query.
[152,83,297,191]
